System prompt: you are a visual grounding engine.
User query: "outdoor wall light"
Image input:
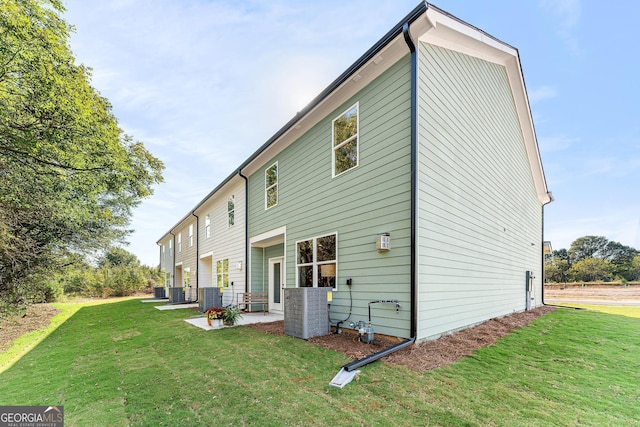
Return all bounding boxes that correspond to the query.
[376,233,391,251]
[236,261,243,271]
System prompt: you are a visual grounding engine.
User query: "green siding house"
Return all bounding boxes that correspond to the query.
[158,3,551,342]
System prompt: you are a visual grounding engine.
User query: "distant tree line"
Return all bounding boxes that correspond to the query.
[545,236,640,283]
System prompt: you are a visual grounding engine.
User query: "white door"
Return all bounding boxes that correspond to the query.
[269,257,284,312]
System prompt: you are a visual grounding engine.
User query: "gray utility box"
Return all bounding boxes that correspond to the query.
[169,287,185,304]
[284,287,331,340]
[153,287,166,299]
[198,287,221,312]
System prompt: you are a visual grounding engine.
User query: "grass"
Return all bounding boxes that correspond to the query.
[1,300,639,426]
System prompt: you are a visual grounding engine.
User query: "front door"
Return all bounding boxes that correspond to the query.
[269,257,284,312]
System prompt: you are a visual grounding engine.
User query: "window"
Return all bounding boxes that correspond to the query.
[228,195,235,227]
[216,259,229,288]
[169,239,173,256]
[183,267,191,289]
[162,244,165,255]
[332,103,359,176]
[165,272,171,288]
[265,162,278,209]
[296,233,337,288]
[188,224,194,247]
[205,214,211,238]
[178,233,182,253]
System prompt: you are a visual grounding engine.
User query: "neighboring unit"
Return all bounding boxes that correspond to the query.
[157,2,552,342]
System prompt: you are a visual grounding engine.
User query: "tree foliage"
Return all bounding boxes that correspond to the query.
[546,236,640,283]
[0,0,164,309]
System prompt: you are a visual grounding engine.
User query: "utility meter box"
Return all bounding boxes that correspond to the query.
[284,287,331,339]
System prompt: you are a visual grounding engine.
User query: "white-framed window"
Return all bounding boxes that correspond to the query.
[228,195,235,227]
[265,162,278,209]
[169,239,173,256]
[205,214,211,239]
[296,233,337,288]
[332,103,359,177]
[178,233,182,253]
[216,259,229,288]
[183,267,191,289]
[165,272,171,287]
[162,244,165,255]
[188,224,194,247]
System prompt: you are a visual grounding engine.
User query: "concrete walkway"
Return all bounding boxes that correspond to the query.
[154,303,199,310]
[185,312,283,331]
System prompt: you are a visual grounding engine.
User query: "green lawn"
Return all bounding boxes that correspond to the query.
[1,300,639,426]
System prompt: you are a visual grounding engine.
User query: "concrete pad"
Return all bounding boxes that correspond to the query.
[185,312,283,330]
[155,303,199,310]
[141,298,169,303]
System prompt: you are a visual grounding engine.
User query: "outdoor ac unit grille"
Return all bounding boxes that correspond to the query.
[284,287,330,340]
[153,286,166,299]
[198,287,221,312]
[169,287,185,304]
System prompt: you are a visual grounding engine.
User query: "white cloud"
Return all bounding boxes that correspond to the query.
[539,0,582,54]
[538,134,578,153]
[528,85,557,103]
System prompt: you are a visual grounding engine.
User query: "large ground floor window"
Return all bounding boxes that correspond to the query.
[216,259,229,288]
[296,233,337,288]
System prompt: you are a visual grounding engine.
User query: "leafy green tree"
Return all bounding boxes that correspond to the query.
[568,258,614,282]
[568,236,609,264]
[544,258,570,283]
[0,0,164,309]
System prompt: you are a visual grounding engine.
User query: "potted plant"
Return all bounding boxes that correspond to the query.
[222,305,242,326]
[205,307,224,327]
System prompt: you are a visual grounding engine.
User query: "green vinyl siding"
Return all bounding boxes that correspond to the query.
[248,55,413,338]
[417,43,543,340]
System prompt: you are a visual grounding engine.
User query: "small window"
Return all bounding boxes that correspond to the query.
[183,267,191,289]
[169,239,173,256]
[162,244,165,255]
[332,103,359,176]
[265,162,278,209]
[228,195,235,227]
[296,233,337,288]
[188,224,194,247]
[205,214,211,238]
[178,233,182,253]
[216,259,229,288]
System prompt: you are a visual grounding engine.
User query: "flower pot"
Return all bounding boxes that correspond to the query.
[212,319,223,328]
[207,318,212,326]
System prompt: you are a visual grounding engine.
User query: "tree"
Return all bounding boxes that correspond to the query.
[544,258,570,283]
[0,0,164,310]
[568,236,609,264]
[569,258,614,282]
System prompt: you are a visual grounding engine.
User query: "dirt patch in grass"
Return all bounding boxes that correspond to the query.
[247,306,557,371]
[0,304,61,352]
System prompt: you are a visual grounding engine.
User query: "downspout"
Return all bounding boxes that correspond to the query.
[169,231,176,288]
[342,17,421,373]
[238,170,249,293]
[541,193,553,305]
[192,212,199,303]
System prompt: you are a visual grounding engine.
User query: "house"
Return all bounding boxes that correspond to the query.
[157,2,552,342]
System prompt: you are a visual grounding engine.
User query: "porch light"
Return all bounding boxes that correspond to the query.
[236,261,243,271]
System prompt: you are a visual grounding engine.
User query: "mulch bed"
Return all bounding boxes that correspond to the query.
[247,306,557,371]
[0,304,61,352]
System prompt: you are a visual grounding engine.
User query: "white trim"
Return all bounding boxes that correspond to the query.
[268,257,284,312]
[250,225,287,247]
[199,251,213,259]
[175,261,183,267]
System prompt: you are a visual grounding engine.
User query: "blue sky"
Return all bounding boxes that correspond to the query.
[63,0,640,266]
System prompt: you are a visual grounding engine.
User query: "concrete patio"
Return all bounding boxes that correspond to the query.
[185,311,283,331]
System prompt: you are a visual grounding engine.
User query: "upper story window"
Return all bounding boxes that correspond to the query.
[205,214,211,238]
[332,103,359,177]
[162,244,165,255]
[228,195,235,227]
[188,224,194,247]
[296,233,337,289]
[178,233,182,253]
[265,162,278,209]
[169,239,173,256]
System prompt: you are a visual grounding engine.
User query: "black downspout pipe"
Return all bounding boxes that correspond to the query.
[192,212,199,303]
[169,231,176,288]
[238,171,249,293]
[342,17,421,373]
[541,194,553,305]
